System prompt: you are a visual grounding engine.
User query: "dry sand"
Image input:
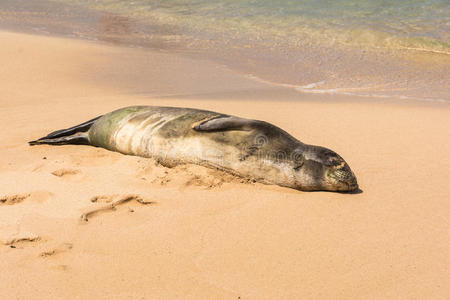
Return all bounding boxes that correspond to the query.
[0,30,449,299]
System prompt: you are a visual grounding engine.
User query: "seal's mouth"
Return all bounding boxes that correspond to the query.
[346,179,359,191]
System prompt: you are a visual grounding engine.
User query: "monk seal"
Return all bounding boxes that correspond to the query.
[29,106,358,192]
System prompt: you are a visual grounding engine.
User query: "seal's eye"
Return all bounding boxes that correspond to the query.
[328,157,346,169]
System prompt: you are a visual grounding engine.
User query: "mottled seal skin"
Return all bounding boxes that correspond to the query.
[29,106,358,192]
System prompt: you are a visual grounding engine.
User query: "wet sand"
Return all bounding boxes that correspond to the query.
[1,30,449,299]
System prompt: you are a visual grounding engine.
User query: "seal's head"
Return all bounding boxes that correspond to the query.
[291,146,358,192]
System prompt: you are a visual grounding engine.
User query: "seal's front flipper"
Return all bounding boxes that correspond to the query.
[29,133,89,146]
[193,116,268,132]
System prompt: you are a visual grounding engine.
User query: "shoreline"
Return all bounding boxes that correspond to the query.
[1,30,450,299]
[1,27,448,107]
[1,0,449,102]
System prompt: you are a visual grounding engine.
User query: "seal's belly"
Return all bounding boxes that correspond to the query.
[110,112,182,157]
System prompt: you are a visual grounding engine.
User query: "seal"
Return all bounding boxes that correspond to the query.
[29,106,358,192]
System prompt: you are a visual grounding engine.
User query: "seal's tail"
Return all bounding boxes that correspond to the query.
[28,115,102,146]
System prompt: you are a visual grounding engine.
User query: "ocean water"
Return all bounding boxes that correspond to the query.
[78,0,450,52]
[2,0,449,101]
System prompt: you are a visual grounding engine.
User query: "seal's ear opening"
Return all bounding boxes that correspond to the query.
[293,158,304,171]
[293,164,303,171]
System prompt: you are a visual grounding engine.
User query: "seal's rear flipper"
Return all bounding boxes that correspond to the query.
[29,133,90,146]
[28,115,102,146]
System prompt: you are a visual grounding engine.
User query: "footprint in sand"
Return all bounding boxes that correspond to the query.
[0,194,30,205]
[2,233,42,248]
[51,168,80,177]
[40,242,73,258]
[50,264,69,271]
[80,194,154,222]
[90,195,115,203]
[0,191,53,205]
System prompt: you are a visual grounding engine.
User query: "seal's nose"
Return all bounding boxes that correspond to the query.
[334,168,352,181]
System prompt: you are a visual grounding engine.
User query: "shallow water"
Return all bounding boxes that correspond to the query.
[1,0,449,101]
[75,0,450,50]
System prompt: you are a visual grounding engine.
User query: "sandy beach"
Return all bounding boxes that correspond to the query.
[1,30,449,299]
